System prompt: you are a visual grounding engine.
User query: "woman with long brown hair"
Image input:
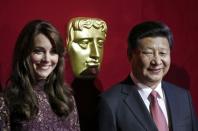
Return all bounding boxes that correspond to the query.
[2,19,80,131]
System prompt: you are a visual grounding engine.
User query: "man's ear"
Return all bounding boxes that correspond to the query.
[127,49,132,61]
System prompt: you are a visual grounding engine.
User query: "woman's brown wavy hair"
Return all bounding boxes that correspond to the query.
[5,20,74,121]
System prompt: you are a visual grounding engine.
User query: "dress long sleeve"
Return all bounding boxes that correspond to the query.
[0,94,10,131]
[66,97,80,131]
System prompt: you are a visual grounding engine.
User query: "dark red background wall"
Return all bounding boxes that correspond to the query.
[0,0,198,112]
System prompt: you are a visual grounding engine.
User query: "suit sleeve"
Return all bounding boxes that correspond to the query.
[96,96,116,131]
[187,91,198,131]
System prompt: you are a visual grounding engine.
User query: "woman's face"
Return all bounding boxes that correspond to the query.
[30,33,59,80]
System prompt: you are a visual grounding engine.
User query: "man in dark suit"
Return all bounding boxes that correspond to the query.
[96,21,198,131]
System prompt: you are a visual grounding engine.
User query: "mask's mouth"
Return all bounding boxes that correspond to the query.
[79,66,99,78]
[85,60,100,67]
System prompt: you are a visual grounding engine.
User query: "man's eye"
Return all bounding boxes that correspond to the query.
[142,51,153,55]
[159,52,167,56]
[78,39,89,49]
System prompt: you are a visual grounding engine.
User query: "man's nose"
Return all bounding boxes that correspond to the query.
[151,53,161,65]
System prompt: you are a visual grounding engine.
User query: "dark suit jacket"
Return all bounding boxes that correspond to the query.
[96,76,198,131]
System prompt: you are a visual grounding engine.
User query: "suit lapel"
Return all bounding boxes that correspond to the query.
[121,76,158,131]
[162,82,177,131]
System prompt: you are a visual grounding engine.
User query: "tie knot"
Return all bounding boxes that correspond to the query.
[150,91,159,99]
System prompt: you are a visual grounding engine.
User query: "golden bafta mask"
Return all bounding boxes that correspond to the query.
[66,17,107,78]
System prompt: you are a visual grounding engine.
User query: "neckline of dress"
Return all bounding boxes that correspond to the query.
[33,80,46,91]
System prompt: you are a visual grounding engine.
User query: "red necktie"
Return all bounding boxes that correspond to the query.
[150,91,169,131]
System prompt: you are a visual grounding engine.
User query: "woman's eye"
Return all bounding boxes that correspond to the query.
[32,48,43,54]
[50,49,57,54]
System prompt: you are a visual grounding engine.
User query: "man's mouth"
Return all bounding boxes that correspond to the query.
[148,68,162,74]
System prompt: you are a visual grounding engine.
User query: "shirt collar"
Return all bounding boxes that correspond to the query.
[130,72,164,99]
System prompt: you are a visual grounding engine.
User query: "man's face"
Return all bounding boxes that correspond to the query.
[68,27,106,78]
[130,37,171,87]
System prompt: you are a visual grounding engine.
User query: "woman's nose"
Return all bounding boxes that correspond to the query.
[42,53,50,62]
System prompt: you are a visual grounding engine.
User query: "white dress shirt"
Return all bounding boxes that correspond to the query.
[130,72,169,125]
